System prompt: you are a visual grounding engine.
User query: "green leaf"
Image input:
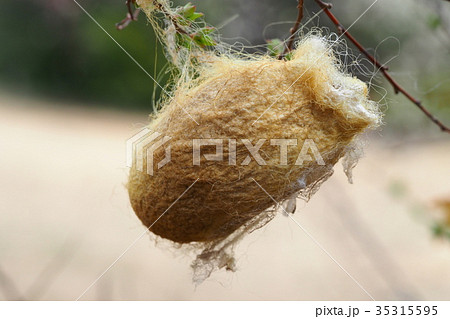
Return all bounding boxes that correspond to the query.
[284,51,294,61]
[182,3,196,17]
[267,38,284,57]
[177,33,193,49]
[190,27,217,47]
[193,33,216,47]
[189,12,204,21]
[198,26,214,35]
[178,2,204,22]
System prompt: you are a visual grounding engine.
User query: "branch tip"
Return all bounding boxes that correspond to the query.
[313,0,450,133]
[278,0,304,60]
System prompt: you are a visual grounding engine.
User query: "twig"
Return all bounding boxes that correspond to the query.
[151,0,190,36]
[116,0,140,30]
[314,0,450,133]
[116,0,191,36]
[126,0,136,17]
[278,0,304,60]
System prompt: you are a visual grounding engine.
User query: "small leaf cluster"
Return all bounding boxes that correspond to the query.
[174,2,216,49]
[176,2,204,21]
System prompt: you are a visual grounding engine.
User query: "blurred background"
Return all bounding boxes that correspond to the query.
[0,0,449,300]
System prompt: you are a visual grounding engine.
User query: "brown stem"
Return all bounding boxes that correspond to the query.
[116,0,140,30]
[314,0,450,133]
[117,0,191,37]
[127,0,136,18]
[278,0,304,60]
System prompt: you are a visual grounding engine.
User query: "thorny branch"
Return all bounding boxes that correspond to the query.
[278,0,304,60]
[117,0,191,36]
[314,0,450,133]
[117,1,449,132]
[116,0,140,30]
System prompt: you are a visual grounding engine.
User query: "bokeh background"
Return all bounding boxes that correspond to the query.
[0,0,449,300]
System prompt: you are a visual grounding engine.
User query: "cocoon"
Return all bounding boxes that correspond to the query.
[128,36,381,244]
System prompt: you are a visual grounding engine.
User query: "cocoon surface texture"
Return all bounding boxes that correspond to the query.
[128,36,381,246]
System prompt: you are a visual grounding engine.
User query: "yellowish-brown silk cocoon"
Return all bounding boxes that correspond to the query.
[127,36,381,244]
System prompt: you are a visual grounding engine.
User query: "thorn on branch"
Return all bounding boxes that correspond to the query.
[116,0,140,30]
[314,0,450,133]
